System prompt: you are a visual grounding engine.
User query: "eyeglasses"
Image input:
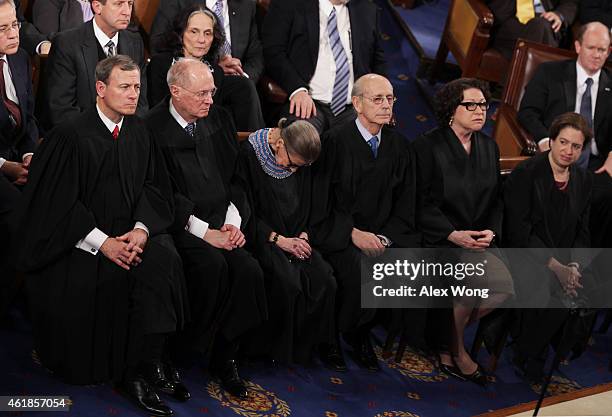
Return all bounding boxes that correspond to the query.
[361,95,397,106]
[280,143,312,172]
[0,21,21,36]
[179,85,217,100]
[459,101,489,111]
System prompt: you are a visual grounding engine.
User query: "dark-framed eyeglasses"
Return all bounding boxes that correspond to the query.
[459,101,489,111]
[361,95,397,106]
[281,143,312,172]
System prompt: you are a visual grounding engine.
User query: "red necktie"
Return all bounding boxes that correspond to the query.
[0,59,21,129]
[112,125,119,140]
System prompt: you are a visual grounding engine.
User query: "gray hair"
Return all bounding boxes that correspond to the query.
[278,118,321,164]
[0,0,16,10]
[166,57,211,88]
[95,55,139,84]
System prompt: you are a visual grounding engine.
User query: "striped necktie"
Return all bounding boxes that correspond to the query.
[214,0,232,56]
[106,40,116,57]
[327,8,350,116]
[185,122,196,137]
[576,78,593,170]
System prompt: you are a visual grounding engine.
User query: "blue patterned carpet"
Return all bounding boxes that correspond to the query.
[1,2,611,417]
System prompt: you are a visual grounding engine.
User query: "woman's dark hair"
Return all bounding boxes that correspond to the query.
[278,118,321,164]
[155,4,225,62]
[549,112,593,146]
[433,78,491,126]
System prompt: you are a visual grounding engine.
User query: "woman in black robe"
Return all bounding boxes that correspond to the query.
[235,119,337,364]
[503,112,595,382]
[147,4,264,131]
[412,78,513,385]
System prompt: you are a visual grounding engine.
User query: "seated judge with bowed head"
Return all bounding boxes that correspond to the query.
[235,119,338,367]
[11,55,189,416]
[148,3,263,131]
[504,112,595,382]
[412,78,514,386]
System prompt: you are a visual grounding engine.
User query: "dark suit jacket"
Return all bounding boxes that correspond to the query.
[150,0,264,81]
[16,0,49,56]
[41,19,148,129]
[487,0,579,27]
[518,59,612,155]
[0,48,38,162]
[262,0,386,98]
[33,0,86,40]
[580,0,612,28]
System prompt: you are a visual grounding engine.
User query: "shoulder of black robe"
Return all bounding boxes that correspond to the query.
[144,98,196,233]
[10,113,98,272]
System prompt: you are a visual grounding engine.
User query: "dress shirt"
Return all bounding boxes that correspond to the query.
[169,99,242,239]
[75,105,149,255]
[290,0,354,104]
[92,17,119,56]
[206,0,231,51]
[537,62,601,155]
[77,0,94,22]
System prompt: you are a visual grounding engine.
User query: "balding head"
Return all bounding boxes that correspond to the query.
[575,22,611,75]
[168,58,216,122]
[351,74,394,133]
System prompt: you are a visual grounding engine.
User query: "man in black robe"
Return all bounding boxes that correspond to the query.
[312,74,420,371]
[144,58,267,399]
[11,55,189,416]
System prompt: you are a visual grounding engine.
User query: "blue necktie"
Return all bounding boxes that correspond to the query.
[576,77,593,170]
[185,122,196,137]
[327,8,350,116]
[214,0,232,56]
[368,137,378,158]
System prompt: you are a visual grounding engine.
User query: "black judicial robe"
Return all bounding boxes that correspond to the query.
[10,108,188,384]
[311,121,419,333]
[145,101,267,348]
[235,138,336,363]
[412,127,503,247]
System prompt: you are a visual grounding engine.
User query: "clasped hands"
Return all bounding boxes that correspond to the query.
[448,229,495,250]
[1,154,32,186]
[275,232,311,260]
[548,258,583,298]
[100,228,148,271]
[204,224,246,251]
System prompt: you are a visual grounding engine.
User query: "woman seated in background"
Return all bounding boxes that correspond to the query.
[504,112,595,383]
[412,78,514,386]
[234,119,339,366]
[147,4,264,131]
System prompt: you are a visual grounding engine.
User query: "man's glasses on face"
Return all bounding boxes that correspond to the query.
[0,21,21,36]
[361,95,397,106]
[179,85,217,100]
[459,102,490,111]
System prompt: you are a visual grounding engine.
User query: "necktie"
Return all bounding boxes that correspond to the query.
[112,125,119,140]
[106,40,115,57]
[0,60,21,129]
[78,0,94,22]
[185,122,196,137]
[214,0,232,56]
[516,0,535,24]
[576,78,593,170]
[368,136,378,158]
[328,8,350,116]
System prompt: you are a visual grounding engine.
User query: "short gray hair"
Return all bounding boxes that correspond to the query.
[166,57,210,88]
[0,0,16,10]
[278,118,321,164]
[95,55,140,84]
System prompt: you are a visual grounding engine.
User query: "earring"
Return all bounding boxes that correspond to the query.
[448,116,453,127]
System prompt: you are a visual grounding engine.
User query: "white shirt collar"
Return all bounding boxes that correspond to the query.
[92,17,119,51]
[319,0,346,16]
[355,117,382,143]
[576,61,601,87]
[96,103,124,133]
[169,99,194,129]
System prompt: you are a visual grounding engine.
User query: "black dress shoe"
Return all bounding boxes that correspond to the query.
[210,359,248,399]
[348,333,380,372]
[319,343,347,372]
[438,362,466,380]
[453,363,489,387]
[119,377,173,416]
[164,363,191,402]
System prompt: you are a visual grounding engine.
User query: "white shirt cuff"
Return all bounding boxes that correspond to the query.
[75,227,108,255]
[36,40,50,55]
[186,215,209,239]
[538,138,549,149]
[0,157,5,169]
[289,87,309,101]
[224,202,242,228]
[134,222,149,236]
[22,153,33,161]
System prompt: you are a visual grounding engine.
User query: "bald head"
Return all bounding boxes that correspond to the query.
[167,58,213,90]
[575,22,611,76]
[352,73,393,98]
